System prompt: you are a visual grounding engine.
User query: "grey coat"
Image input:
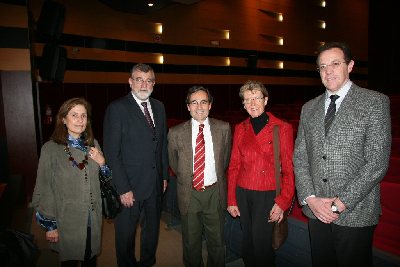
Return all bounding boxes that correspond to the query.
[168,118,232,215]
[32,140,102,261]
[294,83,391,227]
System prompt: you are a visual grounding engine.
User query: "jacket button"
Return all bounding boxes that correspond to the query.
[322,179,327,182]
[322,156,327,160]
[153,138,156,141]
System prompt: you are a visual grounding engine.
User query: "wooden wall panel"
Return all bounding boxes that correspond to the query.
[0,3,28,28]
[0,48,31,71]
[27,0,368,85]
[1,71,38,201]
[29,0,368,56]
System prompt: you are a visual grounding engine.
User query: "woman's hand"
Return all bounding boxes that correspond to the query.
[268,203,284,223]
[46,229,59,243]
[88,147,106,166]
[227,206,240,218]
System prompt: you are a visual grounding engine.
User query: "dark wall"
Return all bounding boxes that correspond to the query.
[369,0,399,93]
[0,71,38,203]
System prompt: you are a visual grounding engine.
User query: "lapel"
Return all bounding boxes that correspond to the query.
[308,94,326,140]
[326,85,357,137]
[124,93,144,121]
[182,120,194,169]
[240,119,270,155]
[124,94,157,136]
[209,119,222,172]
[149,98,160,137]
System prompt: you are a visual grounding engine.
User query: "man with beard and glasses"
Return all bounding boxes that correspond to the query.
[103,63,168,267]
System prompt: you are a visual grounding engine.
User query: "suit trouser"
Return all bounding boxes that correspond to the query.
[236,187,275,267]
[114,189,162,267]
[308,219,376,267]
[180,185,225,267]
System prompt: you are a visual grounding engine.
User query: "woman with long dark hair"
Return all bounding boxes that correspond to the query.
[32,97,110,267]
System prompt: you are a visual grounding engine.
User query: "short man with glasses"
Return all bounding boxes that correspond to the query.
[103,63,168,267]
[168,86,232,267]
[294,42,391,266]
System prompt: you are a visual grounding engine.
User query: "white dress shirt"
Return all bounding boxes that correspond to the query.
[131,92,154,122]
[324,79,352,115]
[191,118,217,187]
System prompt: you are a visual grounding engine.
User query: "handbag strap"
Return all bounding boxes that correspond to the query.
[273,125,281,197]
[273,125,296,214]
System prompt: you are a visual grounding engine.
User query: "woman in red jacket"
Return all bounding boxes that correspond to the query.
[227,80,295,267]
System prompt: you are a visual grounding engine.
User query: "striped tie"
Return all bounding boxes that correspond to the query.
[193,124,205,191]
[324,94,340,135]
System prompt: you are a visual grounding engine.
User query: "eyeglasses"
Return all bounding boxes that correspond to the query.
[317,61,347,72]
[133,77,155,85]
[243,96,265,105]
[189,100,209,106]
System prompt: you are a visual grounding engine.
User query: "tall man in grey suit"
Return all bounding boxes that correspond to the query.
[168,86,232,267]
[103,63,168,267]
[294,42,391,267]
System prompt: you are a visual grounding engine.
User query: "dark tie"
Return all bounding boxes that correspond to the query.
[193,124,205,191]
[324,94,340,135]
[141,102,155,132]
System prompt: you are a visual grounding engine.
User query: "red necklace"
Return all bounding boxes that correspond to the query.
[64,144,88,170]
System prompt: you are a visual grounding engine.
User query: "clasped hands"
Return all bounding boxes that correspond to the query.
[307,196,346,224]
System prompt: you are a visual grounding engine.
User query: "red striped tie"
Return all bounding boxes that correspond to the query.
[193,124,205,191]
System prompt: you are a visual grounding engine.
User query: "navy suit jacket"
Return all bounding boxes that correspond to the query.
[103,93,168,201]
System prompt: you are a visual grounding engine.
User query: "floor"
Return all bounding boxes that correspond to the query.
[29,211,245,267]
[8,203,400,267]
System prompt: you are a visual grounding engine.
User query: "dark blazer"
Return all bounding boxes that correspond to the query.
[168,118,232,215]
[103,93,168,201]
[294,83,392,227]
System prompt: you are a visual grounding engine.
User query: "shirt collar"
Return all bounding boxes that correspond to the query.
[131,92,150,107]
[325,79,352,101]
[67,134,87,152]
[191,117,209,128]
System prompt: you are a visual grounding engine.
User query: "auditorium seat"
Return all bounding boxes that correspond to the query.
[289,200,308,223]
[391,137,400,157]
[386,157,400,178]
[374,181,400,255]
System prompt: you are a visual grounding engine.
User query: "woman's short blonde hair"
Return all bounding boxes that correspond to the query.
[239,80,269,101]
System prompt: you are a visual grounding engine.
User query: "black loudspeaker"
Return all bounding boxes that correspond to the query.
[247,55,258,69]
[39,43,67,82]
[37,1,65,41]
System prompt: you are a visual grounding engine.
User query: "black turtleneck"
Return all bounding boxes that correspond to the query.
[250,112,269,135]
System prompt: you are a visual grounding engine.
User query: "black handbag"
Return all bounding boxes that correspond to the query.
[99,172,122,219]
[0,226,39,267]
